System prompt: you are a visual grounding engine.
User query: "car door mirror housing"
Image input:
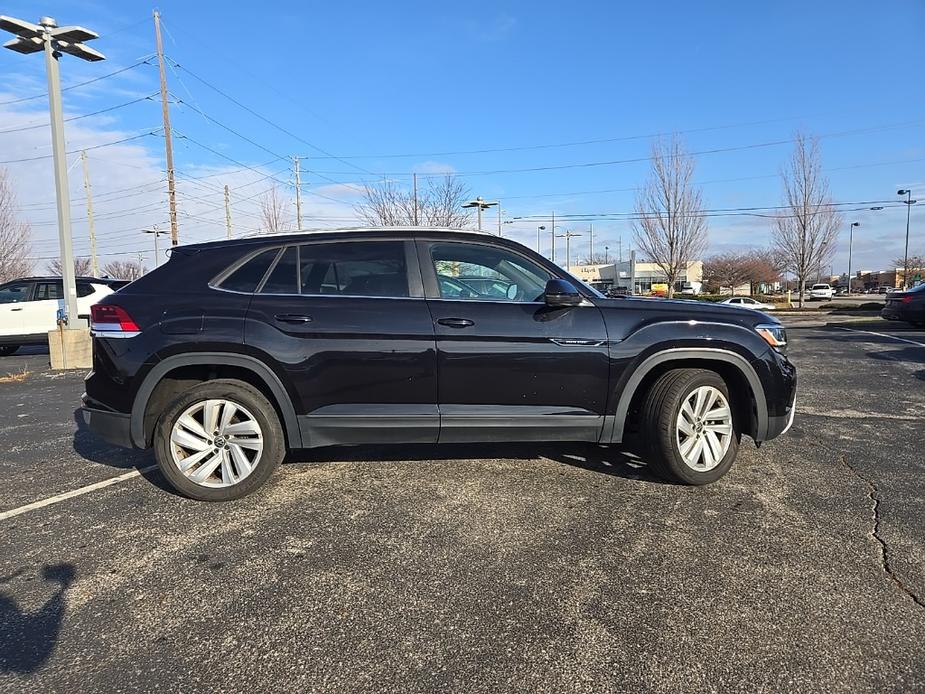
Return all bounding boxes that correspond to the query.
[544,279,582,307]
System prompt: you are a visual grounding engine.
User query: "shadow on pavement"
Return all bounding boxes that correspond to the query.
[70,409,174,494]
[0,563,75,675]
[286,441,669,485]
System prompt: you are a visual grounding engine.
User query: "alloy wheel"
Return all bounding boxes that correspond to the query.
[675,386,733,471]
[169,399,264,488]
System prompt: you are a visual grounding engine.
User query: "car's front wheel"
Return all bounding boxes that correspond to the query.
[640,368,740,485]
[153,379,285,501]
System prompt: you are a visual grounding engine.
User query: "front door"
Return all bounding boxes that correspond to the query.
[0,281,36,340]
[418,238,610,443]
[243,239,438,447]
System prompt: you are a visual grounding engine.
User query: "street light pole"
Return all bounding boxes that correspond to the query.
[847,222,860,295]
[1,14,105,328]
[537,226,545,254]
[898,189,917,289]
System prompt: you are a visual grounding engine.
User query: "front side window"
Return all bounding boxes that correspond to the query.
[0,282,31,304]
[430,243,551,303]
[298,241,409,297]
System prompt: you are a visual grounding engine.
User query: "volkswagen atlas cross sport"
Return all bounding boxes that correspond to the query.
[80,228,796,501]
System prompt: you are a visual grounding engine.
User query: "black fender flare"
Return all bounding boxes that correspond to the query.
[130,352,301,449]
[603,347,768,444]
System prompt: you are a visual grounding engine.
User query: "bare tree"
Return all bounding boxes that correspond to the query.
[46,256,93,276]
[893,253,925,286]
[632,136,708,298]
[0,169,33,282]
[356,176,474,228]
[102,260,147,280]
[771,134,841,307]
[702,251,754,295]
[260,185,291,233]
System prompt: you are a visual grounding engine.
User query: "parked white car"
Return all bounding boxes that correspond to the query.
[719,296,775,311]
[0,277,126,355]
[808,283,835,301]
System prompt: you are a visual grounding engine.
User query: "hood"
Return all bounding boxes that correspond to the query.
[594,295,780,326]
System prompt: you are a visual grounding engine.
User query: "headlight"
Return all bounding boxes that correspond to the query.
[755,323,787,352]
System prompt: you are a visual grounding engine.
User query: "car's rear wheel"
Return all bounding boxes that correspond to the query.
[0,345,19,356]
[153,379,284,501]
[640,368,740,485]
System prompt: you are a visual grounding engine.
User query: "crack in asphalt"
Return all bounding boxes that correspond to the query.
[837,453,925,610]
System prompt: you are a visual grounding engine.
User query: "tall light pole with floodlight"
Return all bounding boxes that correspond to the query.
[1,14,105,329]
[898,189,917,289]
[143,227,169,267]
[461,197,498,231]
[536,226,545,254]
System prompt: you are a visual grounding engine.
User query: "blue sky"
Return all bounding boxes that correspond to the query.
[1,0,923,272]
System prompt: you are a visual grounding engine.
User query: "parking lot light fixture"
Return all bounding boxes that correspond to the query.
[143,226,169,267]
[537,226,546,254]
[1,14,105,328]
[897,189,917,289]
[461,197,498,231]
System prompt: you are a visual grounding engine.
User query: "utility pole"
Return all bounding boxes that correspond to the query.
[618,236,623,263]
[588,223,594,263]
[412,173,418,225]
[224,184,232,239]
[153,10,178,246]
[629,249,637,295]
[293,156,302,229]
[497,201,503,237]
[556,231,582,270]
[550,211,556,262]
[80,150,99,276]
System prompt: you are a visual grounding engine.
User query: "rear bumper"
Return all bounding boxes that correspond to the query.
[80,405,134,449]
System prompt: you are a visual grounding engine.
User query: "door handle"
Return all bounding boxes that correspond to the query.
[274,313,313,324]
[437,317,475,329]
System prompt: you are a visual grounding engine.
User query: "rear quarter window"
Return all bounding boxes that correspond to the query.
[217,248,280,293]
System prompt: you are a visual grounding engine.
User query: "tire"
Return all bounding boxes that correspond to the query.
[0,345,19,356]
[153,379,285,501]
[640,368,740,485]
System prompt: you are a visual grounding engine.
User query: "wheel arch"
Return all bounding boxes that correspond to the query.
[131,353,301,449]
[605,348,769,444]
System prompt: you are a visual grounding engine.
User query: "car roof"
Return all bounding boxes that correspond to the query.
[5,276,120,284]
[174,226,496,253]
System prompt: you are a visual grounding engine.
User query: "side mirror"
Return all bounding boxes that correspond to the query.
[544,278,582,307]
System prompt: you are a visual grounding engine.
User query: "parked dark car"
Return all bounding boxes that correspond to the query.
[881,284,925,326]
[81,228,797,501]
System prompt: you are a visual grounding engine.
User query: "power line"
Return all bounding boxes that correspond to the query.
[0,130,161,164]
[0,94,156,134]
[0,59,154,106]
[304,120,925,178]
[168,58,376,177]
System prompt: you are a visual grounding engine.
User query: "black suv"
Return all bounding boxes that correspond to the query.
[81,229,796,501]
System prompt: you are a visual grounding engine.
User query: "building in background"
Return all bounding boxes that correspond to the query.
[568,260,704,295]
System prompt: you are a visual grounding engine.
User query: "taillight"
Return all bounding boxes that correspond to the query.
[90,304,141,336]
[901,296,914,304]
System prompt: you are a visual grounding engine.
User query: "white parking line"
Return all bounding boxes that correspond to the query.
[0,465,157,522]
[837,327,925,348]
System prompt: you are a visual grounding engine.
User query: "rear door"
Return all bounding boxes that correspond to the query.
[244,238,438,446]
[418,238,609,443]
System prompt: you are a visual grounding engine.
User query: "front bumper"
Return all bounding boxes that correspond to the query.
[80,405,134,449]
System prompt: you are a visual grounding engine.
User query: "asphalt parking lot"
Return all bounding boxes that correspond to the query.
[1,320,923,693]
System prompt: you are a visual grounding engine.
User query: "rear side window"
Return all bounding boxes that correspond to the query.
[299,241,409,297]
[219,249,279,293]
[260,247,299,294]
[77,283,95,297]
[35,282,63,300]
